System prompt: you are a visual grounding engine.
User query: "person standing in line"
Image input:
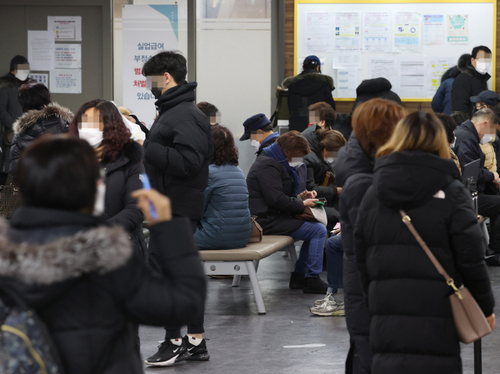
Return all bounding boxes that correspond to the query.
[141,51,213,366]
[354,111,495,374]
[333,98,406,374]
[196,101,219,126]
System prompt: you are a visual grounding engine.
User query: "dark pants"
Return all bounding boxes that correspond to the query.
[164,215,205,339]
[477,193,500,252]
[326,234,343,292]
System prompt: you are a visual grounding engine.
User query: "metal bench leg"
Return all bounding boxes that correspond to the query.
[474,339,482,374]
[253,260,259,271]
[288,244,298,265]
[246,261,266,314]
[232,275,241,287]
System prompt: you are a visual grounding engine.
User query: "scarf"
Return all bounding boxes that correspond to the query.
[264,142,301,196]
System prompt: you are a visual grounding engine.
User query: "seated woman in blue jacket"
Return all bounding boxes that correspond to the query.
[194,125,251,249]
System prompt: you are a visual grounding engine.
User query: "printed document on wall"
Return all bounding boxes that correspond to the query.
[334,12,361,50]
[369,58,397,89]
[428,57,457,96]
[423,15,444,44]
[332,49,361,69]
[47,16,82,41]
[28,31,55,71]
[398,57,426,98]
[447,15,468,44]
[393,12,421,52]
[54,44,81,69]
[363,12,391,52]
[49,69,82,94]
[337,69,358,98]
[305,12,334,54]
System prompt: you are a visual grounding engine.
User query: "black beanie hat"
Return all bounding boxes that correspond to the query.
[10,55,28,72]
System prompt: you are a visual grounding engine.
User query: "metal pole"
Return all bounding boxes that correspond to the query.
[474,339,482,374]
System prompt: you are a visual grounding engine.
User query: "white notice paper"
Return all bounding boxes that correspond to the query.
[393,12,421,52]
[54,44,81,69]
[369,58,398,89]
[447,15,469,44]
[332,49,361,69]
[337,69,358,98]
[305,12,334,54]
[28,73,49,86]
[423,15,444,45]
[50,69,82,94]
[28,31,55,71]
[427,57,457,96]
[363,12,391,52]
[334,12,361,49]
[48,16,82,41]
[398,57,426,98]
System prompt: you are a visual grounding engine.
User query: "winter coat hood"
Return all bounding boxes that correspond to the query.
[373,150,459,210]
[156,81,197,113]
[356,77,392,95]
[333,135,374,187]
[462,61,491,82]
[0,211,132,286]
[13,103,73,135]
[282,71,334,96]
[302,124,321,155]
[0,73,21,89]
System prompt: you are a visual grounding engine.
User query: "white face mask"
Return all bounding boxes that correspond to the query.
[450,135,457,148]
[79,128,103,148]
[93,181,106,216]
[250,139,261,150]
[481,134,493,144]
[288,160,302,168]
[324,157,335,163]
[15,70,30,81]
[476,61,490,75]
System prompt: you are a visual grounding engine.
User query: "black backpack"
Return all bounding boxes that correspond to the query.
[0,287,65,374]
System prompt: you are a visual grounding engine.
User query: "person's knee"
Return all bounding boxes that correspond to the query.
[312,223,327,238]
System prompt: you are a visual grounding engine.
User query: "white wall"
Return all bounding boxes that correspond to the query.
[196,18,272,174]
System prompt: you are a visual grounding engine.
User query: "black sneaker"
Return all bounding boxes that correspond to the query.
[485,253,500,266]
[303,276,328,294]
[289,271,305,289]
[144,339,186,366]
[177,336,210,362]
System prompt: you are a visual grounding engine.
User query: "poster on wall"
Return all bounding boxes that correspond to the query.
[362,11,391,53]
[123,5,180,126]
[47,16,82,41]
[28,30,55,71]
[393,12,421,52]
[304,12,334,54]
[334,12,361,50]
[54,44,81,69]
[447,15,469,44]
[49,69,82,94]
[423,15,444,45]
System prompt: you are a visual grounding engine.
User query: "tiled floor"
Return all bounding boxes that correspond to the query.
[140,250,500,374]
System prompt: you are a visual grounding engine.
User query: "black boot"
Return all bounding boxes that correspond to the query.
[289,271,305,289]
[303,276,328,294]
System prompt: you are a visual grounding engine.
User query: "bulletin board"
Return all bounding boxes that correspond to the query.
[295,0,496,101]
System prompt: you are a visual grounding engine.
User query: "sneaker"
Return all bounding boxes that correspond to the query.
[314,292,333,307]
[289,271,305,289]
[310,298,345,316]
[303,276,328,294]
[144,339,187,366]
[485,252,500,266]
[178,336,210,362]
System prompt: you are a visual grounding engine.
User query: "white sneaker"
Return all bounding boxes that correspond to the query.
[310,297,345,316]
[314,292,333,307]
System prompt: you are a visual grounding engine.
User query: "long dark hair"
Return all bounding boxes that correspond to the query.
[212,125,238,166]
[70,100,132,162]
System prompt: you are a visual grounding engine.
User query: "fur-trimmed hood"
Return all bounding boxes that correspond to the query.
[282,72,334,90]
[0,73,20,89]
[13,102,73,135]
[461,62,491,81]
[0,219,132,285]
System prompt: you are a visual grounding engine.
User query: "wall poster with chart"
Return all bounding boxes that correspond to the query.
[295,0,496,101]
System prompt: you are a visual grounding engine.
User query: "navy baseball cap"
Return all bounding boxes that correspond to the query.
[471,90,500,106]
[304,55,321,66]
[240,113,272,141]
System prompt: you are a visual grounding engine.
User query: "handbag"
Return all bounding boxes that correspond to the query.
[0,184,21,219]
[248,216,263,243]
[399,210,491,344]
[296,203,328,227]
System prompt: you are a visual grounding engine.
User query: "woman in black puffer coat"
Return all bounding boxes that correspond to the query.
[354,111,495,374]
[10,83,71,175]
[71,100,147,260]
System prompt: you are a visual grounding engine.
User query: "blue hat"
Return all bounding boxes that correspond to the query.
[240,113,271,141]
[304,55,320,66]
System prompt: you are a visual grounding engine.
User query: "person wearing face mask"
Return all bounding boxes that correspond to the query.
[435,113,461,174]
[240,113,278,155]
[452,46,492,114]
[246,131,329,294]
[9,83,71,176]
[0,55,35,180]
[70,99,147,261]
[454,108,500,266]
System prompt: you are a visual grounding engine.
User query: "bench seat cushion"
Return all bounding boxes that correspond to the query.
[199,235,294,261]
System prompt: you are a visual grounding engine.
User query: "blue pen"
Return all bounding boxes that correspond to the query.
[139,174,158,221]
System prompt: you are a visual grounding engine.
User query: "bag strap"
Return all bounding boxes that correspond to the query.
[399,210,463,298]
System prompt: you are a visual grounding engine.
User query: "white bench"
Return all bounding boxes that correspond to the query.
[199,235,297,314]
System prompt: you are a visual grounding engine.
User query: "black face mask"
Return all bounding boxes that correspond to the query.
[151,87,163,100]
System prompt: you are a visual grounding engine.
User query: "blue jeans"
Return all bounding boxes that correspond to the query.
[326,234,343,292]
[290,221,327,277]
